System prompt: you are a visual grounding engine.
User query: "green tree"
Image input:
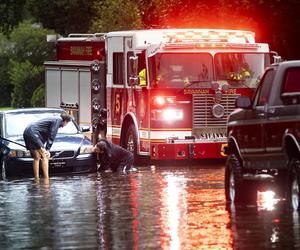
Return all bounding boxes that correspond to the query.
[31,84,45,107]
[26,0,96,35]
[0,33,12,106]
[89,0,143,32]
[0,0,27,34]
[9,21,55,65]
[9,60,43,107]
[7,21,54,107]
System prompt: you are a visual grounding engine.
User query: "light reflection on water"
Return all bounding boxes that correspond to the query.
[0,165,299,249]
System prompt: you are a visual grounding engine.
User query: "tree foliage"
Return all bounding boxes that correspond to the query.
[6,21,54,107]
[89,0,143,32]
[31,84,45,107]
[9,60,44,107]
[0,33,11,106]
[26,0,96,35]
[0,0,27,34]
[9,21,55,65]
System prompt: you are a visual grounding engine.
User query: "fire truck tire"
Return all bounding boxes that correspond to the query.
[124,124,138,163]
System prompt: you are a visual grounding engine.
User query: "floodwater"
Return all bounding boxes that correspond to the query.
[0,162,300,250]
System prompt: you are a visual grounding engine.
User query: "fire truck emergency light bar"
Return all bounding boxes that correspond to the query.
[164,42,260,50]
[164,29,255,43]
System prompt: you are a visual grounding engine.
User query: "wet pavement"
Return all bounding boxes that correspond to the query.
[0,162,300,249]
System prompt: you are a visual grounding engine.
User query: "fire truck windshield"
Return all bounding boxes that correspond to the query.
[215,53,266,88]
[149,53,214,88]
[149,52,267,89]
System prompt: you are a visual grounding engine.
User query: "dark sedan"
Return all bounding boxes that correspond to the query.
[0,108,97,178]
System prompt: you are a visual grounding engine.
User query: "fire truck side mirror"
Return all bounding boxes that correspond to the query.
[129,56,138,78]
[129,76,139,86]
[270,51,282,64]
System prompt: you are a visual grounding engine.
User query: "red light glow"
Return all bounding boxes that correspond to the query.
[154,96,166,106]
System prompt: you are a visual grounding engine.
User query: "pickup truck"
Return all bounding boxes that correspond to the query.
[225,60,300,210]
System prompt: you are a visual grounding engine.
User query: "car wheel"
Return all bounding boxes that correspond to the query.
[225,153,256,204]
[124,124,138,162]
[287,159,300,211]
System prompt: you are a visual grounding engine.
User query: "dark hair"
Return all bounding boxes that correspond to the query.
[96,140,107,151]
[61,112,72,122]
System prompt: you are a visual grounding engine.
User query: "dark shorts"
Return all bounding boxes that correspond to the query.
[23,129,43,150]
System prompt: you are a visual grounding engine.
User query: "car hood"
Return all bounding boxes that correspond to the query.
[6,134,91,152]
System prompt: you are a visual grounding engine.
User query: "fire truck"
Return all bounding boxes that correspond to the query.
[45,29,274,161]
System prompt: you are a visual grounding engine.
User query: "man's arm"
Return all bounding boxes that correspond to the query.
[45,118,62,150]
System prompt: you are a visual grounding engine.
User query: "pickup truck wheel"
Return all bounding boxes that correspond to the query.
[225,154,243,203]
[287,159,300,211]
[225,154,256,204]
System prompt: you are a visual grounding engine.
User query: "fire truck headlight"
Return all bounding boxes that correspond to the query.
[152,109,183,121]
[80,145,94,154]
[153,96,176,106]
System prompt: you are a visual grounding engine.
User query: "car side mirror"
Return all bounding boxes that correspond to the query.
[236,96,252,109]
[81,126,90,133]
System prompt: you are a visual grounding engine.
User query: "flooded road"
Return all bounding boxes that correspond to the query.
[0,162,300,249]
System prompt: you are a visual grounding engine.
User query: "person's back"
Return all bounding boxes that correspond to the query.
[23,112,71,179]
[24,117,62,150]
[94,139,134,172]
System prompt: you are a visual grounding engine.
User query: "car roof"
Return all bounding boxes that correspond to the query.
[0,107,64,115]
[272,60,300,68]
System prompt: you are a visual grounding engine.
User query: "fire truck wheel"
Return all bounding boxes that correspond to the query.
[124,124,138,162]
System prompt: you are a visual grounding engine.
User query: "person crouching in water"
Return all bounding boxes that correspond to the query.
[93,139,135,172]
[23,112,71,180]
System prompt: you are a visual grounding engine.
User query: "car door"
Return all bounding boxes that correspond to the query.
[240,69,275,168]
[264,66,300,168]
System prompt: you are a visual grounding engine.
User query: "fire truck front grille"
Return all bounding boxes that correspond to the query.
[193,94,239,130]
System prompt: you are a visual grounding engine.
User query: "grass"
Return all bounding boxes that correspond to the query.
[0,107,13,111]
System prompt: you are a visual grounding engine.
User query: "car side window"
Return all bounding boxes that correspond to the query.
[282,67,300,93]
[256,69,275,106]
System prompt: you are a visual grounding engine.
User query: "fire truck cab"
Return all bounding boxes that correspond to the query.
[45,29,273,161]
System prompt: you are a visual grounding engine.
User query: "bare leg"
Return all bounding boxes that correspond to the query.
[41,156,49,179]
[33,158,40,179]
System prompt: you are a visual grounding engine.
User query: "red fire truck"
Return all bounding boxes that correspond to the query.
[45,29,274,161]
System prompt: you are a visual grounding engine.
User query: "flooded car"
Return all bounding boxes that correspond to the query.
[0,108,97,177]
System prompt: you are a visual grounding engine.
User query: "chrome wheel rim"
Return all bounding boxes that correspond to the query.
[291,177,299,210]
[229,171,235,202]
[126,134,135,154]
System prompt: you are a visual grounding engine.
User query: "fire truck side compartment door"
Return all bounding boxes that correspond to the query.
[79,69,91,125]
[46,67,61,107]
[61,68,79,104]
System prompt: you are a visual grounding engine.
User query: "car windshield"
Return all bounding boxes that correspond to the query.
[5,112,79,137]
[149,52,268,89]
